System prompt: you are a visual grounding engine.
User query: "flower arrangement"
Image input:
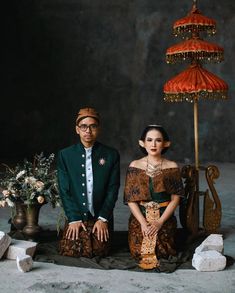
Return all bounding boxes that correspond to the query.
[0,153,61,208]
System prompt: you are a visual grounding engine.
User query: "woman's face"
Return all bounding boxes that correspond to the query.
[142,129,165,156]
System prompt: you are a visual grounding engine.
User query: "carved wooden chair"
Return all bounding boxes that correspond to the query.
[179,165,222,239]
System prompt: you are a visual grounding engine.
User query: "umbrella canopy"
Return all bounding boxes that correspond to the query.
[173,4,216,37]
[164,64,228,102]
[166,38,224,64]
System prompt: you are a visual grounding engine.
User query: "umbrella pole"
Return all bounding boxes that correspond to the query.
[194,99,199,170]
[193,98,200,237]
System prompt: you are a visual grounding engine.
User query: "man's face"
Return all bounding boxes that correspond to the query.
[76,117,99,147]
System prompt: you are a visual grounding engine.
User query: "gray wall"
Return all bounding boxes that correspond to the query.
[2,0,235,164]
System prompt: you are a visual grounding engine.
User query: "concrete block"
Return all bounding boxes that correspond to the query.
[16,255,33,273]
[0,231,12,259]
[195,234,224,253]
[192,250,226,272]
[6,239,37,260]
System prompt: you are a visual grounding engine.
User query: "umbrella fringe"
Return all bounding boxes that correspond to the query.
[164,91,228,103]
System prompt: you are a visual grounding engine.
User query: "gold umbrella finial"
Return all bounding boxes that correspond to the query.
[192,0,198,12]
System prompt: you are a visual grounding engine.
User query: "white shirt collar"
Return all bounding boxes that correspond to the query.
[85,146,92,153]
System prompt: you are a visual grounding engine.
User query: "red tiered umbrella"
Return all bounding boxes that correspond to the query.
[173,3,216,37]
[164,0,228,169]
[166,39,224,64]
[164,64,228,102]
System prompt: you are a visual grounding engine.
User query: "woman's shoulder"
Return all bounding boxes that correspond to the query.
[162,159,178,169]
[129,157,146,169]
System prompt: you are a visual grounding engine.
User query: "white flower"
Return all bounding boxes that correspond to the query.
[37,195,45,204]
[25,176,37,185]
[16,170,26,180]
[35,181,44,192]
[5,198,15,207]
[2,190,10,197]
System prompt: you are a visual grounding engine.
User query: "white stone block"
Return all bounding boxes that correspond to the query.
[0,231,12,259]
[16,255,33,273]
[195,234,224,254]
[192,250,226,272]
[6,239,37,260]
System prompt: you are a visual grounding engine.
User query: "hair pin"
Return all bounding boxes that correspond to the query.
[148,124,162,127]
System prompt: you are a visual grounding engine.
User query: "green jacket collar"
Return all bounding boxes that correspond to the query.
[76,139,100,152]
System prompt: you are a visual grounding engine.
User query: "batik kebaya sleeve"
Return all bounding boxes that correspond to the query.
[163,168,185,197]
[124,167,151,203]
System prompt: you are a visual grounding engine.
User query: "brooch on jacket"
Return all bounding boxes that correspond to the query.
[99,158,106,166]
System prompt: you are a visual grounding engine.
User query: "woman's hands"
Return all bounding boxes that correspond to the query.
[141,219,163,237]
[141,222,150,237]
[147,219,163,237]
[142,195,180,237]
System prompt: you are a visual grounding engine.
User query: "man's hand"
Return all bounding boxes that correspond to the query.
[92,220,109,242]
[66,222,87,240]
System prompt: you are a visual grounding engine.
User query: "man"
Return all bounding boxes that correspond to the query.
[57,107,120,257]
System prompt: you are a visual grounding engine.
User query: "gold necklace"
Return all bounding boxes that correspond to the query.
[145,157,163,177]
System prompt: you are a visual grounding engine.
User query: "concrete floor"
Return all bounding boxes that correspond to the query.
[0,162,234,293]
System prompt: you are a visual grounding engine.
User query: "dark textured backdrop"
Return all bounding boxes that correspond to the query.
[2,0,235,164]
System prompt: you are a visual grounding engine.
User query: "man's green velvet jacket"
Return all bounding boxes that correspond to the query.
[57,140,120,222]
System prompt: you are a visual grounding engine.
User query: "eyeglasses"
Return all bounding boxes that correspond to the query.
[78,124,99,132]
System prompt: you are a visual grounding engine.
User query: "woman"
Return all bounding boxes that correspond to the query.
[124,125,184,270]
